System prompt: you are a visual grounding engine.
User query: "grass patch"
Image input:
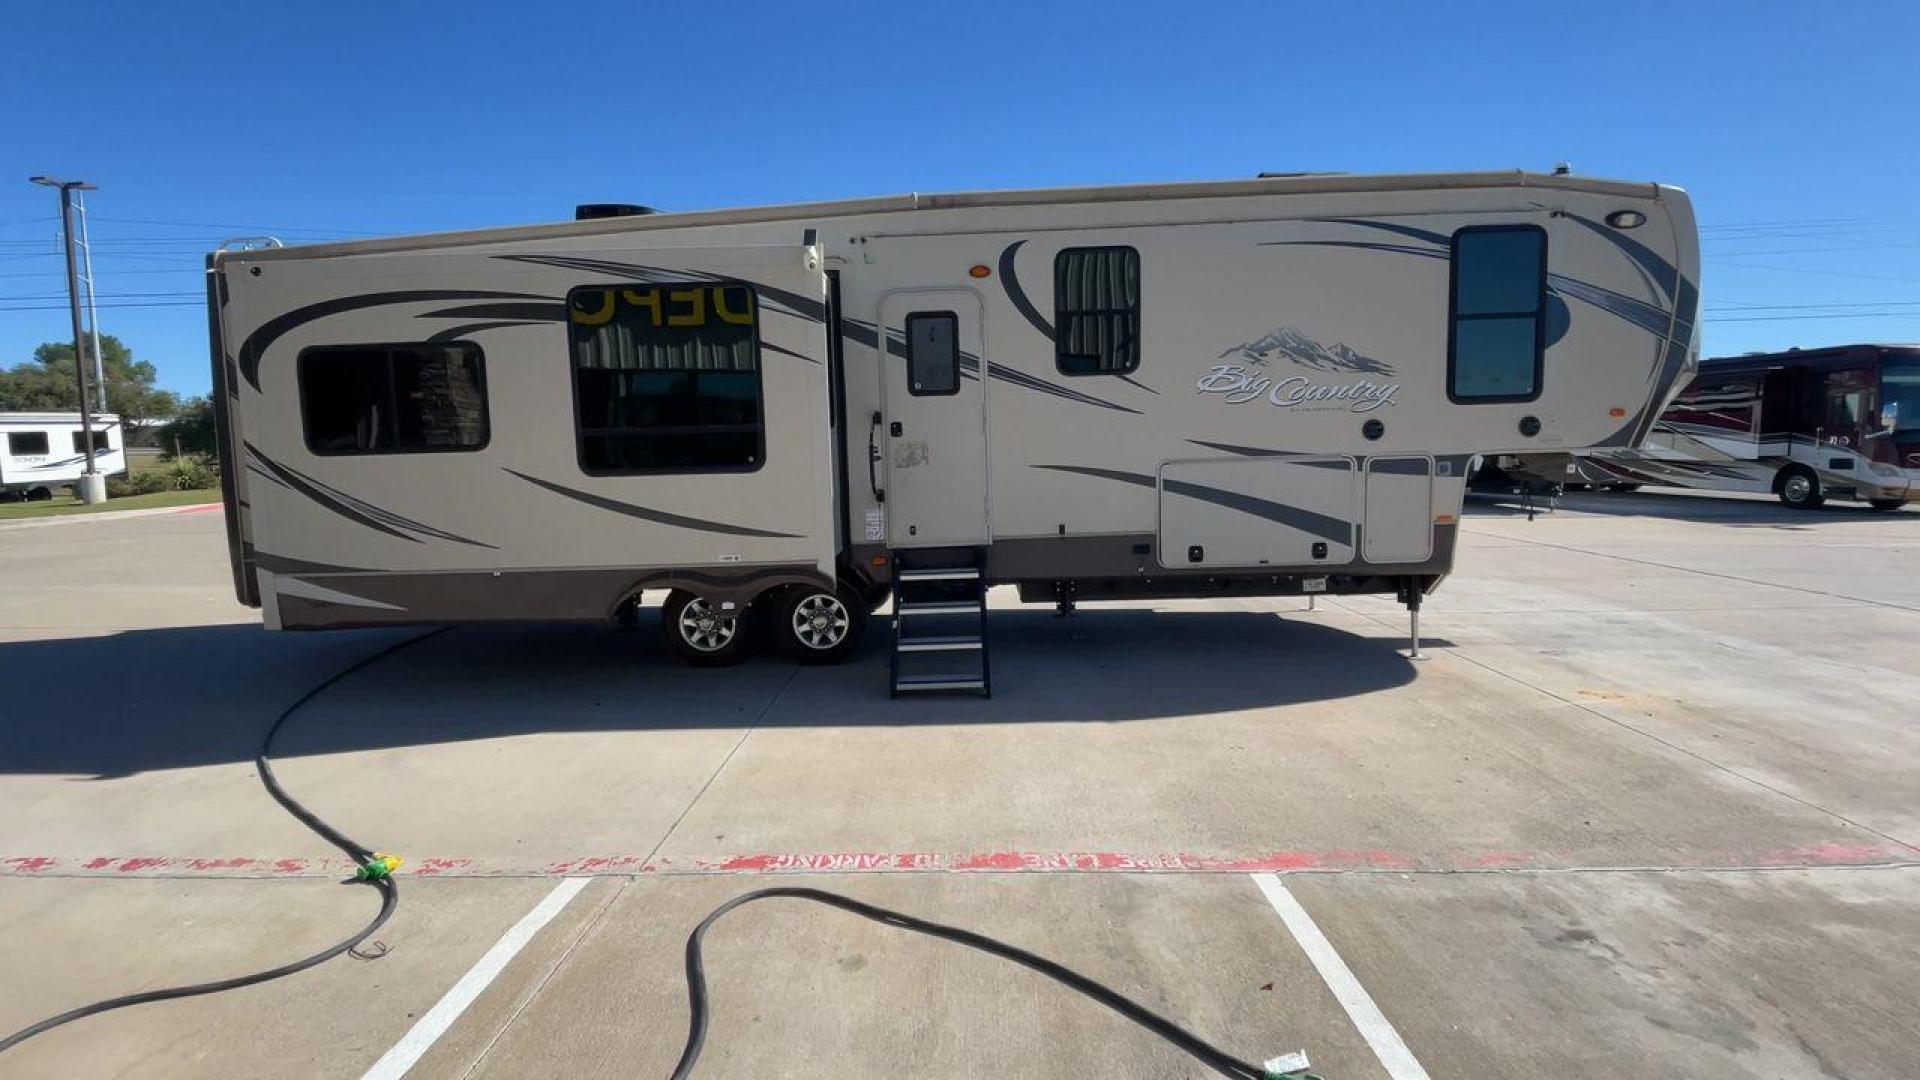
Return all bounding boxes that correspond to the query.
[0,488,220,520]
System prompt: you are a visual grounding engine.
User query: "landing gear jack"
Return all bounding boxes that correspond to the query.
[1399,578,1428,661]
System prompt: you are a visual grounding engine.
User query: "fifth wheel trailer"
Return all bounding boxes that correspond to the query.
[1488,344,1918,510]
[0,412,125,501]
[206,170,1700,694]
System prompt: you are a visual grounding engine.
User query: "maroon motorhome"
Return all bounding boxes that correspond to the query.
[1491,344,1919,509]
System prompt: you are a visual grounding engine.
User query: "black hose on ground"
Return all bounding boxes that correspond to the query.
[672,886,1287,1080]
[0,626,450,1056]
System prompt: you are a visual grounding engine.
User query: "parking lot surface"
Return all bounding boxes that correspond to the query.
[2,491,1916,1078]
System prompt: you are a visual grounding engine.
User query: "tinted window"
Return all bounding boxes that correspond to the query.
[298,343,489,455]
[906,312,959,396]
[71,430,110,453]
[1055,246,1140,375]
[7,432,50,456]
[569,283,763,473]
[1449,226,1546,402]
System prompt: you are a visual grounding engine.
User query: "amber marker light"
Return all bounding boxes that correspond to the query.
[969,264,991,278]
[1608,407,1627,418]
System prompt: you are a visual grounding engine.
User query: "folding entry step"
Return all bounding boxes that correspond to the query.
[888,547,991,698]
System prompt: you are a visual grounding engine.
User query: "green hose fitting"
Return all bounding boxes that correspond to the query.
[355,853,402,881]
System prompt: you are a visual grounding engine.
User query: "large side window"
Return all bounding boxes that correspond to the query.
[71,430,110,453]
[1055,246,1141,375]
[1448,225,1547,402]
[905,311,959,396]
[298,343,489,455]
[8,432,50,456]
[568,283,763,473]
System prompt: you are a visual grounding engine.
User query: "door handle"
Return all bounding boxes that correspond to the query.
[867,411,886,504]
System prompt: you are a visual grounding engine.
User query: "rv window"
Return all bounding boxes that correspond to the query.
[568,283,764,473]
[1055,246,1141,375]
[1448,226,1547,402]
[905,312,959,396]
[71,430,111,453]
[8,432,50,456]
[298,342,489,455]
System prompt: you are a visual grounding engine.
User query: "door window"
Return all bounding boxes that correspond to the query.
[905,312,959,396]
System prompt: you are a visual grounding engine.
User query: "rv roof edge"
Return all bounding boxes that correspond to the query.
[214,171,1667,265]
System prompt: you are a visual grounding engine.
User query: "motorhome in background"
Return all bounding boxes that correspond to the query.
[0,412,125,501]
[1488,345,1918,510]
[207,170,1699,694]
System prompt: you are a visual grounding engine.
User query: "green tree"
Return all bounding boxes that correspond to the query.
[0,334,179,429]
[155,396,219,460]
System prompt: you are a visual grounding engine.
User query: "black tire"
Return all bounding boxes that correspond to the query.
[773,582,868,665]
[1776,466,1823,509]
[1868,499,1906,513]
[660,589,749,666]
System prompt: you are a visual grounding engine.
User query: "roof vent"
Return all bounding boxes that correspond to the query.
[575,203,658,220]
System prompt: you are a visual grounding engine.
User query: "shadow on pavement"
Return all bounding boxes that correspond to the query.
[0,606,1425,779]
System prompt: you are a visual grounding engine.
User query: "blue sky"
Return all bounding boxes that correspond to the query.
[4,1,1915,396]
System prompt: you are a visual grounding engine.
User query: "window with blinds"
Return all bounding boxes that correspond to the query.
[567,283,764,473]
[1054,246,1141,375]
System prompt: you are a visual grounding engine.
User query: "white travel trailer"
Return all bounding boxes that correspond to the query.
[207,171,1699,694]
[0,412,125,501]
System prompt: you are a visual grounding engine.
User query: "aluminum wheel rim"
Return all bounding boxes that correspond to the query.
[791,593,851,650]
[678,598,737,652]
[1784,474,1812,502]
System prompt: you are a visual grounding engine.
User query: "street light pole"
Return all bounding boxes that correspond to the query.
[29,175,103,502]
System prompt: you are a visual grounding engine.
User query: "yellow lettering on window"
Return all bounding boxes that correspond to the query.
[570,289,616,326]
[712,286,753,325]
[667,288,707,327]
[621,288,664,327]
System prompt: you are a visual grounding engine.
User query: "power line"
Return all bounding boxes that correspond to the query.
[1703,312,1920,323]
[92,215,386,236]
[0,300,202,312]
[0,266,199,279]
[0,290,200,301]
[1705,299,1920,312]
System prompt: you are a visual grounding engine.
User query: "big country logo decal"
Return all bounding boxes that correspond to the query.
[1197,326,1400,413]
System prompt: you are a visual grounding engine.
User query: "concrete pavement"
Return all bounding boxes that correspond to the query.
[1,489,1916,1078]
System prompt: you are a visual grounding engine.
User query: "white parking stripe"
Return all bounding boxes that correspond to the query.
[1253,874,1431,1080]
[362,876,592,1080]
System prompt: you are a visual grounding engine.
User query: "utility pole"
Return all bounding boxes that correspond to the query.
[29,175,104,504]
[75,189,107,412]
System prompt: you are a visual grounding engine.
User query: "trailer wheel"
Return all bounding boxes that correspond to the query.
[773,583,868,665]
[1776,466,1823,509]
[661,589,748,666]
[1868,499,1906,513]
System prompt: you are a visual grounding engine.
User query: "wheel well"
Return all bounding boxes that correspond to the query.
[1773,463,1813,492]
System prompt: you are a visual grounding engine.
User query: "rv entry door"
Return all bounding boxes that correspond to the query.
[879,290,989,548]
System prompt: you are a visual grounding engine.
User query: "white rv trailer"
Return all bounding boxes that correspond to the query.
[0,412,125,501]
[207,171,1700,694]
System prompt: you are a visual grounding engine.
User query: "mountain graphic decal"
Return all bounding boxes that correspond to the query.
[1218,326,1396,376]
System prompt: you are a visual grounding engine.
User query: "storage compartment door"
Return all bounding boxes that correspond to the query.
[1363,456,1433,563]
[1158,457,1356,568]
